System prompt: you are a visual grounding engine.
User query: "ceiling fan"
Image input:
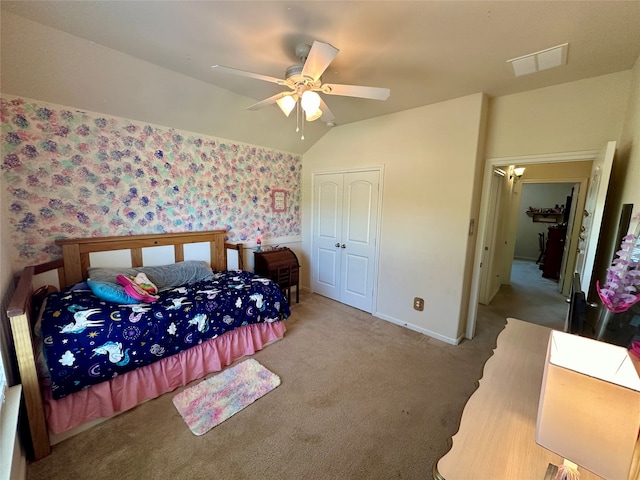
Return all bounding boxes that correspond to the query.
[211,41,390,138]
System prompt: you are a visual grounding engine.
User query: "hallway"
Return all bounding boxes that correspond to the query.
[478,259,567,331]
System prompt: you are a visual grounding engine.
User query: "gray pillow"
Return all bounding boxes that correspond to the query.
[87,260,214,291]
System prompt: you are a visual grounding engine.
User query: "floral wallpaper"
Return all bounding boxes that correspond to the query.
[1,96,301,268]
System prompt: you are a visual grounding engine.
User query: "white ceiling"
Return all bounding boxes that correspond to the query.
[2,1,640,154]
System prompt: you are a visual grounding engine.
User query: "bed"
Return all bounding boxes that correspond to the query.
[6,229,289,460]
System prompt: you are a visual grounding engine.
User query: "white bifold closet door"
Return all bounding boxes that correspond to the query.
[312,170,380,312]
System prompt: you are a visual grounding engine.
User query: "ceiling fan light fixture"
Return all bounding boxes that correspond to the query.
[276,95,297,117]
[301,90,321,115]
[305,108,323,122]
[212,40,390,140]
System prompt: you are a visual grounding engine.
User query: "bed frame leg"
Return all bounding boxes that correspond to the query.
[9,311,51,460]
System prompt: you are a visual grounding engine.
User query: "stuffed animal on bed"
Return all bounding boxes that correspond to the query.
[116,274,159,302]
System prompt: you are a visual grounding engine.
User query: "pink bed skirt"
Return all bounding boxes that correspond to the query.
[43,321,286,435]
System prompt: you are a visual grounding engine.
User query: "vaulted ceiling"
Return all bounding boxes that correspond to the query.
[2,1,640,154]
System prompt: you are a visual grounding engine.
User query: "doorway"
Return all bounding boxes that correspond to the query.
[513,182,578,288]
[509,181,577,330]
[477,175,586,329]
[468,150,603,339]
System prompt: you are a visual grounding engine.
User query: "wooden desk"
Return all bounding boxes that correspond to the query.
[434,318,603,480]
[253,247,300,303]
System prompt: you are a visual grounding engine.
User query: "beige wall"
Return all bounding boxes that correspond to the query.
[300,68,634,343]
[303,94,487,343]
[619,57,640,208]
[483,71,631,308]
[592,54,640,302]
[486,71,630,159]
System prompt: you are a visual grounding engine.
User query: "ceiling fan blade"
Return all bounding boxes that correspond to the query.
[319,98,335,123]
[322,83,390,101]
[211,65,286,86]
[301,41,339,82]
[246,92,293,111]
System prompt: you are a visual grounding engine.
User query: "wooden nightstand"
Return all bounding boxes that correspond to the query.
[253,248,300,304]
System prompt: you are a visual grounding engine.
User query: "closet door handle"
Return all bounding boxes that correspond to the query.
[341,244,346,249]
[335,243,340,248]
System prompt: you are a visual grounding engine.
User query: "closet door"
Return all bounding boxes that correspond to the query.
[313,173,343,301]
[340,171,379,311]
[312,170,380,312]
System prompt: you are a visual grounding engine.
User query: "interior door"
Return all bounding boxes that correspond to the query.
[575,141,616,298]
[312,173,343,301]
[340,171,379,311]
[479,169,504,305]
[312,170,380,312]
[558,184,580,296]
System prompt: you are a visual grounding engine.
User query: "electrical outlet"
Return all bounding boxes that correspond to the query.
[414,297,424,311]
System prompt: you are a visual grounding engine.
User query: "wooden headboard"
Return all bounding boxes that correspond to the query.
[6,229,243,460]
[55,229,243,287]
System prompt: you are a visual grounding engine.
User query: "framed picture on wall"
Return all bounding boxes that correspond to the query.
[272,190,286,212]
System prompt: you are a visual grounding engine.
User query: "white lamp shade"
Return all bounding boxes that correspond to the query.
[513,167,526,177]
[536,331,640,479]
[276,95,296,117]
[300,90,321,114]
[305,108,322,122]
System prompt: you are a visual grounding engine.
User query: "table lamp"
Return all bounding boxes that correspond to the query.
[536,330,640,480]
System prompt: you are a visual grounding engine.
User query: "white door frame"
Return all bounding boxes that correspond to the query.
[310,165,385,314]
[466,150,599,339]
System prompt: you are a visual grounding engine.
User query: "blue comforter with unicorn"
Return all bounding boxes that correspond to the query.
[40,270,290,399]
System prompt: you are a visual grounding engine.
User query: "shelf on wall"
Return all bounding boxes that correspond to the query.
[526,209,564,223]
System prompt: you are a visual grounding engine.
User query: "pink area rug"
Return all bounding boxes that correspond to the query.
[172,359,280,435]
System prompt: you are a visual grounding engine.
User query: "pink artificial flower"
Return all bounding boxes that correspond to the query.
[597,215,640,313]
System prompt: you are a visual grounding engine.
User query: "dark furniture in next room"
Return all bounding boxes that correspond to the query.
[254,247,300,303]
[542,225,566,280]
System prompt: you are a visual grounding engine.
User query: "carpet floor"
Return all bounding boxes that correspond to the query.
[26,280,559,480]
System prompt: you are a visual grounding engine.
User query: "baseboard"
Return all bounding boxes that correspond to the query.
[373,312,461,345]
[514,256,538,262]
[50,416,113,445]
[488,285,500,304]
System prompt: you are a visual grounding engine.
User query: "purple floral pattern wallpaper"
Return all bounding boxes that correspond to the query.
[1,96,301,268]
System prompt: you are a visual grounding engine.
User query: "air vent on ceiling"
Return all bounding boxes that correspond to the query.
[507,43,569,77]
